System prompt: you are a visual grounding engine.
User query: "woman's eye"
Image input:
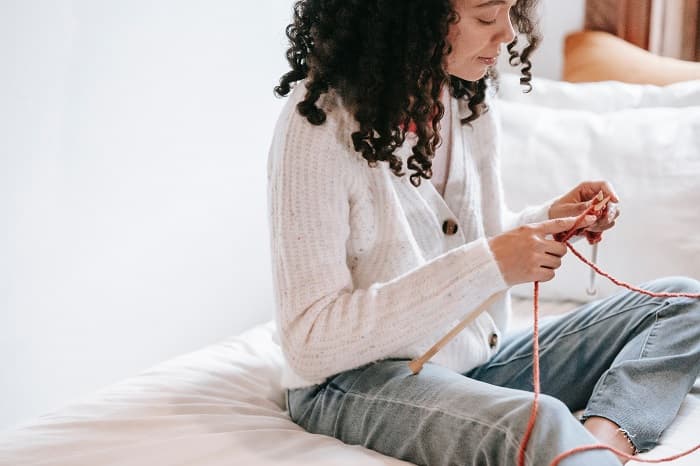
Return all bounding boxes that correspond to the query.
[477,18,497,25]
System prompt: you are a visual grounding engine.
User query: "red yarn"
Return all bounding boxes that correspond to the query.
[517,281,540,466]
[517,204,700,466]
[566,243,700,300]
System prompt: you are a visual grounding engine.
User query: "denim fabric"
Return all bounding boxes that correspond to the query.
[287,276,700,466]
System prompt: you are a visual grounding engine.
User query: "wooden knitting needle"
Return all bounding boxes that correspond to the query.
[408,291,506,374]
[586,192,611,296]
[586,243,599,296]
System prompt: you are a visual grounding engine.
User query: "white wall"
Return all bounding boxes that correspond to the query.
[1,0,585,432]
[499,0,586,80]
[1,0,291,431]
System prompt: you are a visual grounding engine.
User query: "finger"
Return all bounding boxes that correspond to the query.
[587,220,616,233]
[540,254,562,270]
[542,239,567,257]
[585,206,620,232]
[555,201,592,218]
[536,268,556,283]
[606,203,620,223]
[583,180,620,203]
[539,215,597,234]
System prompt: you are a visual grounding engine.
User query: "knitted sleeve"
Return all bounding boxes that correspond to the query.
[502,198,555,230]
[267,104,509,383]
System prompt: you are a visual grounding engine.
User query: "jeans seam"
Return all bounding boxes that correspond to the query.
[638,311,661,359]
[326,385,534,466]
[486,301,663,369]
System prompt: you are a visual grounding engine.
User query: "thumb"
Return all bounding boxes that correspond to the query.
[538,215,597,234]
[551,201,591,219]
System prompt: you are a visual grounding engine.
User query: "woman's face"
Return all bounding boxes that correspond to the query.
[446,0,517,81]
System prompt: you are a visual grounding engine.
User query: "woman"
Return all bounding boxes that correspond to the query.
[266,1,700,465]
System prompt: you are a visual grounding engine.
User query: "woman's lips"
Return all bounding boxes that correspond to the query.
[477,56,498,65]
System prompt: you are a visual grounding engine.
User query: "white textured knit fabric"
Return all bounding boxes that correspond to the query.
[266,81,555,389]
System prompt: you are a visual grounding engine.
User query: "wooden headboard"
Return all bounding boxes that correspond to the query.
[585,0,653,50]
[585,0,699,61]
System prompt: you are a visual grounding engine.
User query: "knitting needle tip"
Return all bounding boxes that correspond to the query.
[586,243,599,295]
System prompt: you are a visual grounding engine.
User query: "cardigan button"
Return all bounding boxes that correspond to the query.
[488,333,499,349]
[442,219,459,236]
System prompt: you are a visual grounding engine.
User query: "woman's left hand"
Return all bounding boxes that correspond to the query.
[548,180,621,233]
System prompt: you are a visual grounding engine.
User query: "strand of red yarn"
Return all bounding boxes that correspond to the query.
[517,280,541,466]
[516,208,700,466]
[566,243,700,300]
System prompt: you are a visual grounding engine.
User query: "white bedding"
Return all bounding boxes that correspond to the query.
[496,74,700,303]
[1,298,698,466]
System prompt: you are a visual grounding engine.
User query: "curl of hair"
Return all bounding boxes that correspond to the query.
[274,0,541,186]
[506,0,542,93]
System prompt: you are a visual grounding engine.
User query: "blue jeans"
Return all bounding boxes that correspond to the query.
[287,276,700,466]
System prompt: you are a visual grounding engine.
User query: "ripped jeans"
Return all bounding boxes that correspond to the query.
[287,276,700,466]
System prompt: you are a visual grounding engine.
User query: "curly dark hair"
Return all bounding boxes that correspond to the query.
[274,0,541,187]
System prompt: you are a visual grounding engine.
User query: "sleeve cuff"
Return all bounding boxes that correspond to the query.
[514,197,556,226]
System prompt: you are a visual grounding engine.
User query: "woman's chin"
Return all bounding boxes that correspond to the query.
[450,67,490,82]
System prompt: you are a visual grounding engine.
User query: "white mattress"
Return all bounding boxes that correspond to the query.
[1,299,698,466]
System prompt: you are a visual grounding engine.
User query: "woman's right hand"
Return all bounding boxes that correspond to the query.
[488,216,597,286]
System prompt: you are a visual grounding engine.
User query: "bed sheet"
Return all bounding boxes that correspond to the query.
[0,298,698,466]
[0,322,408,466]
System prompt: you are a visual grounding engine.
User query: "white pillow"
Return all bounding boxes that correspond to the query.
[496,99,700,302]
[498,73,700,112]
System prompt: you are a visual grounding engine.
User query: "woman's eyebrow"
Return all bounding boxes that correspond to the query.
[474,0,507,8]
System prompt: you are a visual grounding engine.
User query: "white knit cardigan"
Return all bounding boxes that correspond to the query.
[266,81,555,389]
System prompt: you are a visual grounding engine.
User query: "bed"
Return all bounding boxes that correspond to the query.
[0,296,698,466]
[2,74,699,465]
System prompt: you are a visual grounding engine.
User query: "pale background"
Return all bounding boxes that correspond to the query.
[1,0,585,431]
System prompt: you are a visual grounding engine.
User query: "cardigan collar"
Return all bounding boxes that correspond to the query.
[420,94,468,220]
[394,94,471,245]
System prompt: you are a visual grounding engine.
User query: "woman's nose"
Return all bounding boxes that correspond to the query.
[497,15,516,45]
